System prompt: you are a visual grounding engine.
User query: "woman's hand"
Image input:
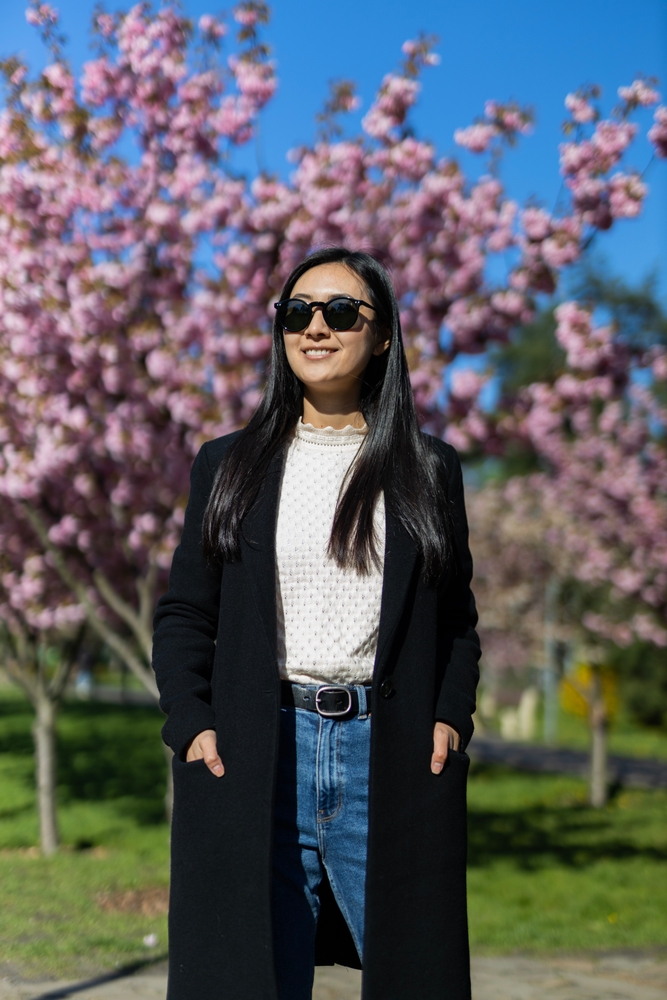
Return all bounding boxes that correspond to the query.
[185,729,224,776]
[431,722,460,774]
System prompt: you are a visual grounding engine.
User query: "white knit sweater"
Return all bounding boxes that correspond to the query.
[275,419,385,686]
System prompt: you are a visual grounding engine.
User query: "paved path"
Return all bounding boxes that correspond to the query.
[2,955,666,1000]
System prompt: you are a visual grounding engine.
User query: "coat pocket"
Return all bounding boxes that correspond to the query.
[171,754,226,833]
[174,755,210,771]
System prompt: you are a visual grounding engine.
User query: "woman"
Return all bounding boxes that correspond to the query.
[152,247,480,1000]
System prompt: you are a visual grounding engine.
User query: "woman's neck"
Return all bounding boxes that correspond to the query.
[302,391,365,430]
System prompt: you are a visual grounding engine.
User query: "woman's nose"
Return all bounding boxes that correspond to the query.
[304,304,330,336]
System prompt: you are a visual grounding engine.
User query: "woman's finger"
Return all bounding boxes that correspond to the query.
[186,729,225,776]
[200,732,225,776]
[431,725,449,774]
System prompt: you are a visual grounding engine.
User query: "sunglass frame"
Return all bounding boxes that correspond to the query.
[274,296,375,333]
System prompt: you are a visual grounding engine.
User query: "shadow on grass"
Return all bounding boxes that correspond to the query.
[56,703,166,823]
[468,764,667,870]
[0,697,167,825]
[29,955,167,999]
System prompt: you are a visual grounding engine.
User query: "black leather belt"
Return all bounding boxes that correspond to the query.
[281,682,372,719]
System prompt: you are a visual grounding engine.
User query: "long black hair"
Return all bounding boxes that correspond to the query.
[202,247,455,584]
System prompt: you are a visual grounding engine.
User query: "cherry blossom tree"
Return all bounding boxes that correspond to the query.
[0,2,665,838]
[511,301,667,649]
[456,80,667,656]
[0,2,277,707]
[0,0,277,841]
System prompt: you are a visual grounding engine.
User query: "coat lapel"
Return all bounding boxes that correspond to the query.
[240,447,286,663]
[374,509,419,676]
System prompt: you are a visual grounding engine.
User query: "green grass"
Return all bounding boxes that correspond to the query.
[0,689,666,978]
[467,764,667,952]
[0,832,169,980]
[553,707,667,760]
[0,689,170,978]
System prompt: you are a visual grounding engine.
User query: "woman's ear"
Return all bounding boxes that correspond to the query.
[373,328,392,356]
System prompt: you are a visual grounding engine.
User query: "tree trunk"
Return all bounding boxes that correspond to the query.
[32,692,59,855]
[589,666,608,808]
[542,576,560,744]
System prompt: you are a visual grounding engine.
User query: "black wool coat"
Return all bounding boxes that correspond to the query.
[152,432,481,1000]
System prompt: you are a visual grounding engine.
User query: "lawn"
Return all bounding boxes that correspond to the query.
[0,688,666,978]
[467,765,667,952]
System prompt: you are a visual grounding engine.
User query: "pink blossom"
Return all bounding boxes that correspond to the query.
[565,93,597,123]
[608,172,647,218]
[380,137,434,180]
[81,58,120,106]
[652,352,667,381]
[521,207,552,241]
[568,175,606,211]
[43,63,70,90]
[229,57,276,106]
[454,123,498,153]
[592,120,637,165]
[88,117,122,151]
[96,13,114,37]
[582,613,633,647]
[199,14,227,38]
[648,106,667,158]
[539,220,581,268]
[450,368,485,401]
[362,74,419,140]
[559,140,595,176]
[26,3,58,27]
[491,290,526,317]
[233,6,259,27]
[631,613,667,646]
[10,66,27,86]
[618,80,660,107]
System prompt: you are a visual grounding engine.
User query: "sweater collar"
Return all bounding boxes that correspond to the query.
[295,418,368,445]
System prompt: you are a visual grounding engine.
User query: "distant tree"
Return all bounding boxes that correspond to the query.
[494,309,565,398]
[572,262,667,351]
[609,641,667,729]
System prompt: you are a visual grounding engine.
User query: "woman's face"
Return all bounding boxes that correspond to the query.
[282,263,390,401]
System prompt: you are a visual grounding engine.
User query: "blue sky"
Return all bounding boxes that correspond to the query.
[2,0,666,298]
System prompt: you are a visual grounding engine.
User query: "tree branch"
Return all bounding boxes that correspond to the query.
[4,656,38,705]
[1,621,38,705]
[93,568,152,660]
[137,561,159,652]
[47,624,86,702]
[20,504,158,700]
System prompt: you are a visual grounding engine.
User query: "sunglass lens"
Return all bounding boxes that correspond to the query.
[324,298,359,331]
[280,300,311,332]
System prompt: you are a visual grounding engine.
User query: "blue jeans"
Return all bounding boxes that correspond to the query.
[271,687,371,1000]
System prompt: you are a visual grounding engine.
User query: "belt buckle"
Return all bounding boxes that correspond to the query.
[315,685,353,718]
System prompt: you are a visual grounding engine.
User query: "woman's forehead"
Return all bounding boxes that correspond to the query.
[291,263,367,299]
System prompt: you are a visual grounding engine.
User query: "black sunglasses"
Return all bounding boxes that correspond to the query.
[274,296,375,333]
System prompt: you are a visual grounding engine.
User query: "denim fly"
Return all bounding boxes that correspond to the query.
[271,685,371,1000]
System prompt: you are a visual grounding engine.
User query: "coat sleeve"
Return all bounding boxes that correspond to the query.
[152,442,221,759]
[434,443,481,751]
